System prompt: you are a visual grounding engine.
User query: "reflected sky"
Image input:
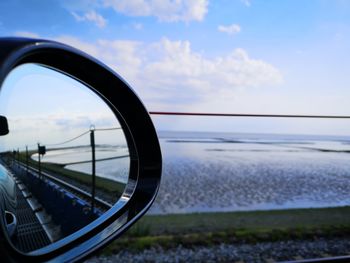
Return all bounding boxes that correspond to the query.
[0,64,127,152]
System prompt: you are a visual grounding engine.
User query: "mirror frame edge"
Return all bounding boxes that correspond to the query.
[0,37,162,262]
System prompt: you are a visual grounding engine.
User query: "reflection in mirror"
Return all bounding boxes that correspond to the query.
[0,64,129,252]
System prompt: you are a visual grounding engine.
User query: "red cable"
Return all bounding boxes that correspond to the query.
[149,111,350,119]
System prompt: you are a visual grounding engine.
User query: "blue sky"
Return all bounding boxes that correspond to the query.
[0,64,126,151]
[1,0,350,135]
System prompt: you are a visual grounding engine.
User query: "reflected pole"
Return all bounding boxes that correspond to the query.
[90,125,96,213]
[37,143,41,179]
[26,145,28,173]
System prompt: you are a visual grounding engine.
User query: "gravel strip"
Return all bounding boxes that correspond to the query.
[86,238,350,263]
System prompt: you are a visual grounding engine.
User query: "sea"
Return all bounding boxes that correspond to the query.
[35,131,350,214]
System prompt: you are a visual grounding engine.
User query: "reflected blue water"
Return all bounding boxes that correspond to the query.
[67,157,129,184]
[32,145,129,184]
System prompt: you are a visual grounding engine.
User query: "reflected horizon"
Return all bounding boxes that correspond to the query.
[0,63,130,253]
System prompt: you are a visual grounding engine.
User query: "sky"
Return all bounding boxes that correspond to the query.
[1,0,350,135]
[0,64,127,151]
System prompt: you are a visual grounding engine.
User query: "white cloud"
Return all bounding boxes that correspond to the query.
[3,112,119,150]
[132,22,143,30]
[57,36,282,110]
[218,24,241,35]
[54,36,142,82]
[240,0,251,7]
[140,38,283,107]
[71,10,107,28]
[63,0,208,23]
[54,35,101,57]
[15,33,283,112]
[102,0,208,22]
[14,31,40,38]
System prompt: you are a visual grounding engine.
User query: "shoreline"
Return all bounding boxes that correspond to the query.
[135,206,350,235]
[95,206,350,256]
[147,202,350,215]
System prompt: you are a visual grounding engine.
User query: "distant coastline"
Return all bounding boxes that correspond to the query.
[30,130,350,215]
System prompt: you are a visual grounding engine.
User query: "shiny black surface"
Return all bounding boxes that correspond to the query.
[0,116,8,136]
[0,37,162,262]
[0,164,16,224]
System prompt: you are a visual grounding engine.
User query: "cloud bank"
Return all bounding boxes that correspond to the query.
[102,0,208,22]
[64,0,208,23]
[218,24,241,35]
[56,36,283,109]
[71,10,107,28]
[15,32,283,111]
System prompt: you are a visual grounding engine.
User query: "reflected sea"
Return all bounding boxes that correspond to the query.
[33,145,130,184]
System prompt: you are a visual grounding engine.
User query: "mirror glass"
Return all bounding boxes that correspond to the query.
[0,64,130,252]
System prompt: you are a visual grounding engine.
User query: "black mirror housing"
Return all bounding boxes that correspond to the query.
[0,116,8,136]
[0,37,162,262]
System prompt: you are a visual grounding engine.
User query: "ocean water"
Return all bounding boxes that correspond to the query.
[35,131,350,214]
[32,145,130,184]
[149,131,350,214]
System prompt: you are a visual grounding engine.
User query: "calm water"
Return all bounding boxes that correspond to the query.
[32,145,130,184]
[150,131,350,214]
[35,131,350,214]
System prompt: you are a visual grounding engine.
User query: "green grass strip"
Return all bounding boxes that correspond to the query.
[102,206,350,253]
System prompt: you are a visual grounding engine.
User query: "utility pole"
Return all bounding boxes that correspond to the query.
[37,144,46,180]
[90,125,96,213]
[37,143,41,179]
[12,149,15,167]
[26,145,28,173]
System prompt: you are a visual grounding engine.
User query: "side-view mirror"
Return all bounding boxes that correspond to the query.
[0,116,8,136]
[0,37,162,262]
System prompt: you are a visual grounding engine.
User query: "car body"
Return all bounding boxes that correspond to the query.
[0,163,16,238]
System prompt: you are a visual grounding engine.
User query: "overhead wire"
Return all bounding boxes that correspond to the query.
[45,130,90,147]
[148,111,350,119]
[10,126,123,153]
[13,110,350,151]
[43,126,122,147]
[94,127,122,131]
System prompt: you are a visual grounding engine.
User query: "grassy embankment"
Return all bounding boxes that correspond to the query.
[15,150,125,195]
[102,206,350,254]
